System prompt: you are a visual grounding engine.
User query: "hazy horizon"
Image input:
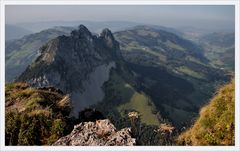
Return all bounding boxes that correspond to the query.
[6,5,235,32]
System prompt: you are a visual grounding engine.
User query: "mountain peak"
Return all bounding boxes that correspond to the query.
[70,24,92,38]
[17,25,120,115]
[100,28,118,50]
[101,28,114,39]
[78,24,90,32]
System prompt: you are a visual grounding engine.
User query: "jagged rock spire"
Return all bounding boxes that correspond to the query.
[100,28,115,40]
[16,25,121,115]
[71,24,92,38]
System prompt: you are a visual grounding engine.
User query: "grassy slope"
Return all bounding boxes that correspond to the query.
[177,80,234,145]
[5,83,73,145]
[105,70,160,126]
[117,87,160,126]
[115,26,226,112]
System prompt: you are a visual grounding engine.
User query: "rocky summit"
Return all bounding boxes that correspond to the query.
[16,25,121,116]
[53,119,136,146]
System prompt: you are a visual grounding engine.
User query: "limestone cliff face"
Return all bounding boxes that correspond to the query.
[53,119,136,146]
[16,25,121,116]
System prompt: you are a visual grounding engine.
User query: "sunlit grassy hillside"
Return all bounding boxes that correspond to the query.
[177,80,234,145]
[5,83,74,145]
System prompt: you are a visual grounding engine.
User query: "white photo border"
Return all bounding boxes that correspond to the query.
[0,0,239,151]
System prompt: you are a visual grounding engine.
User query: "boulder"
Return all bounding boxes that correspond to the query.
[53,119,136,146]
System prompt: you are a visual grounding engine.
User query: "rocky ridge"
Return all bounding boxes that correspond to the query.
[53,119,136,146]
[16,25,121,116]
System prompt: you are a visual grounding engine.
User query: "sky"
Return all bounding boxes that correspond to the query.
[5,5,235,31]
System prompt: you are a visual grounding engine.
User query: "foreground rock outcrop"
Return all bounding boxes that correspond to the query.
[54,119,136,146]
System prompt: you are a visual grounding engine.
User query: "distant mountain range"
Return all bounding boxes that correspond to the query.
[14,20,140,33]
[198,32,235,71]
[5,27,74,82]
[6,24,33,40]
[4,24,182,82]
